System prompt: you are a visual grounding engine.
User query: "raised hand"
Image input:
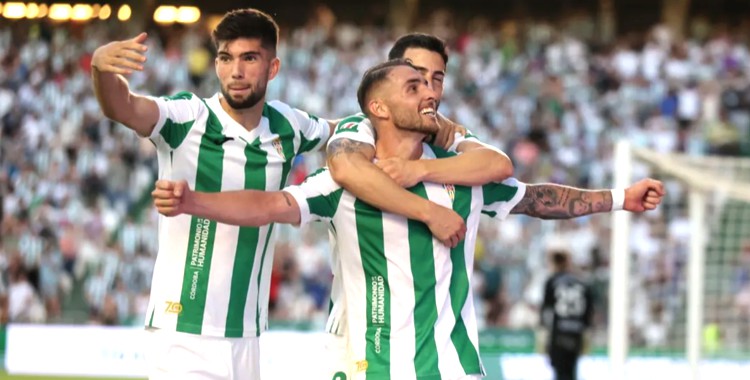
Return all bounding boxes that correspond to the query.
[91,32,149,75]
[431,113,467,149]
[375,157,424,188]
[423,204,467,248]
[624,178,665,212]
[152,179,191,216]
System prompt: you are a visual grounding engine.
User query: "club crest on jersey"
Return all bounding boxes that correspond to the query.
[444,184,455,201]
[272,137,285,159]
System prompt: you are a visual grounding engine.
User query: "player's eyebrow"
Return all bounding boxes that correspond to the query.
[217,50,262,58]
[410,64,445,77]
[403,77,426,90]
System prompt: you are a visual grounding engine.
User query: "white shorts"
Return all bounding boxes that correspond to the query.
[323,333,359,380]
[146,329,260,380]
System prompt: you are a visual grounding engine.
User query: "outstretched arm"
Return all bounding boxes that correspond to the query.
[91,32,160,136]
[511,178,665,219]
[152,180,301,226]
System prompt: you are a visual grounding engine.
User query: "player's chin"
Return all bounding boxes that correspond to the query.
[422,118,440,133]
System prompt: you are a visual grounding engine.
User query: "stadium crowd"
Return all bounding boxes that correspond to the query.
[1,9,749,352]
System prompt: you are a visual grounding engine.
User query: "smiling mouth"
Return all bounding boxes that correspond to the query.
[420,107,436,117]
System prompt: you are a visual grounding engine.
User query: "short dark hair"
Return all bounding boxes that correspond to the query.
[356,59,414,116]
[212,8,279,53]
[551,251,570,270]
[388,33,449,65]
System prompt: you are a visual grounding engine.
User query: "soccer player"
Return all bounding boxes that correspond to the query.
[92,8,472,378]
[152,60,664,379]
[91,9,336,379]
[322,33,665,378]
[540,250,594,380]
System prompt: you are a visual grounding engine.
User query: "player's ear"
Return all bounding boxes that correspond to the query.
[369,99,389,119]
[268,57,280,81]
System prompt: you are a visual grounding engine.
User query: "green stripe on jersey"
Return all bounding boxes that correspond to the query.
[307,189,343,219]
[297,110,324,153]
[448,185,482,374]
[160,119,194,149]
[252,104,298,334]
[299,132,322,154]
[408,183,441,379]
[428,144,457,159]
[482,182,518,205]
[355,199,391,378]
[163,91,193,101]
[225,138,267,337]
[176,105,224,334]
[159,92,196,149]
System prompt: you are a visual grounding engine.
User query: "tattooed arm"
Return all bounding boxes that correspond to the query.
[510,178,666,219]
[510,184,612,219]
[327,138,467,247]
[327,138,438,220]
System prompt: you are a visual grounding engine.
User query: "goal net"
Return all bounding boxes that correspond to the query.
[609,141,750,379]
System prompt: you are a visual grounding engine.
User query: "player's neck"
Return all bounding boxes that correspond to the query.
[374,125,425,160]
[219,95,265,131]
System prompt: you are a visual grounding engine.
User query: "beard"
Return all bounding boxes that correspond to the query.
[220,82,267,110]
[391,107,439,135]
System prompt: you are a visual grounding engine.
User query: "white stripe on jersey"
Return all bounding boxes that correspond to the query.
[424,182,465,377]
[145,92,330,337]
[381,211,417,380]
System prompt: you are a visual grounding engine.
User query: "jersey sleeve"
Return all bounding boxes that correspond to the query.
[447,127,482,153]
[326,113,375,149]
[283,168,343,226]
[481,177,527,219]
[147,91,203,150]
[268,100,331,154]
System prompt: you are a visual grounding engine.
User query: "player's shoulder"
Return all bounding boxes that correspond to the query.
[264,99,297,119]
[299,167,340,189]
[266,100,321,125]
[334,112,371,133]
[160,91,201,103]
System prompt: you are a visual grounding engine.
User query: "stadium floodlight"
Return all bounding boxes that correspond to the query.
[99,4,111,20]
[153,5,177,24]
[49,3,72,21]
[91,4,100,18]
[71,4,93,21]
[25,3,40,19]
[176,6,200,24]
[117,4,131,21]
[37,3,48,18]
[2,2,26,19]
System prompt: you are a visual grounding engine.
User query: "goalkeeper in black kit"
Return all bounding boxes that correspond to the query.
[540,250,594,380]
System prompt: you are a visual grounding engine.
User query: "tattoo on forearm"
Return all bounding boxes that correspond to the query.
[282,193,292,207]
[510,184,613,219]
[327,138,366,158]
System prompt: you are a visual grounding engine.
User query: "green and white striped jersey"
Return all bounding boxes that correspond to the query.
[145,91,329,337]
[325,114,491,341]
[285,144,526,379]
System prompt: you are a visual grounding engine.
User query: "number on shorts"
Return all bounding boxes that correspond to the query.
[332,371,347,380]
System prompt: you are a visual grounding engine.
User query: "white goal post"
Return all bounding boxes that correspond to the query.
[609,140,750,380]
